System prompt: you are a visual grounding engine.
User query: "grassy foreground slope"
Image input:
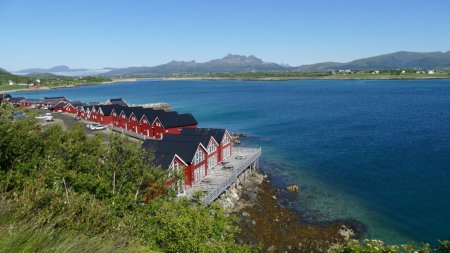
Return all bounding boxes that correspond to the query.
[0,104,250,253]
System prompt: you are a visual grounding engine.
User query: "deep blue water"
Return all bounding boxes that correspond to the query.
[17,79,450,244]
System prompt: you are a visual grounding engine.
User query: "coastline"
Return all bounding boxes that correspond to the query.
[161,76,450,81]
[2,78,138,93]
[228,169,364,252]
[4,75,450,94]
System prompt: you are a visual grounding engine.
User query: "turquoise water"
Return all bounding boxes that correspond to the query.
[17,79,450,244]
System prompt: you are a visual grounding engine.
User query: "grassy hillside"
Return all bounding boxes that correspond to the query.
[0,69,111,92]
[296,51,450,71]
[0,111,250,253]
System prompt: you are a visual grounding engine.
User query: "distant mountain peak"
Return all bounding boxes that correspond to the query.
[48,65,71,72]
[221,54,263,64]
[16,65,87,75]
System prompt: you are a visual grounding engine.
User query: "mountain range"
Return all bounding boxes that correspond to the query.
[9,51,450,77]
[15,65,88,74]
[294,51,450,71]
[104,54,285,76]
[103,51,450,76]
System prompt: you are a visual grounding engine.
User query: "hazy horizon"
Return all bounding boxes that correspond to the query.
[5,50,450,73]
[1,0,450,71]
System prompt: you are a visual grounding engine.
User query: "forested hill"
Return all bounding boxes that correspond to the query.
[294,51,450,71]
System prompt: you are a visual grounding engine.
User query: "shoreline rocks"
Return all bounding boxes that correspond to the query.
[287,184,300,193]
[226,170,361,252]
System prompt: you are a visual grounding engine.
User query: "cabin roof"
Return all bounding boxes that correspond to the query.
[66,101,84,107]
[42,99,65,105]
[0,94,12,99]
[42,96,67,100]
[21,99,42,104]
[118,106,143,118]
[142,139,201,165]
[180,128,226,143]
[106,98,128,106]
[163,134,212,148]
[97,104,123,116]
[54,101,68,108]
[157,112,198,128]
[147,153,177,170]
[8,97,25,103]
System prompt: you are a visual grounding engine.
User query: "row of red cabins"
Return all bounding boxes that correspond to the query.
[6,95,233,194]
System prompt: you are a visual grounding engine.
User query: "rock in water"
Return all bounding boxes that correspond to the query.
[287,184,300,193]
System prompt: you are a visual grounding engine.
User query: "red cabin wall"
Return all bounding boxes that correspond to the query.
[100,115,113,125]
[188,146,208,186]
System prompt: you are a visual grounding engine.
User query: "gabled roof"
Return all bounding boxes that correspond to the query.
[8,97,25,103]
[157,112,198,128]
[118,106,143,118]
[21,99,42,104]
[42,96,67,100]
[54,101,68,109]
[97,105,123,116]
[147,153,177,170]
[141,108,165,122]
[42,99,64,106]
[0,94,12,99]
[105,98,128,106]
[142,139,202,165]
[65,101,83,107]
[129,107,147,120]
[180,128,227,144]
[163,134,213,148]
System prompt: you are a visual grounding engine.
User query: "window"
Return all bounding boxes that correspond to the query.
[208,142,217,153]
[174,180,185,195]
[194,168,200,182]
[208,154,217,169]
[194,165,206,182]
[222,146,231,159]
[194,149,205,165]
[169,160,182,177]
[223,133,230,145]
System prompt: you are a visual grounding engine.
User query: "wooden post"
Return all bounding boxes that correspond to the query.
[62,177,70,206]
[113,171,116,195]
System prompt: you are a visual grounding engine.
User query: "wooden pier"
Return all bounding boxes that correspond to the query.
[185,147,262,205]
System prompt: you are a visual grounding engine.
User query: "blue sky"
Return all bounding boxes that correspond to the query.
[1,0,450,71]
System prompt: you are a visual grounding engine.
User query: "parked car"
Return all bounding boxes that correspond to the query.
[35,113,53,122]
[88,123,106,131]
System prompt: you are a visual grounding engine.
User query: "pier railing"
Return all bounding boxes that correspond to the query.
[201,147,262,205]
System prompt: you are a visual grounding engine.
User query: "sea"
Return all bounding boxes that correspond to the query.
[16,79,450,245]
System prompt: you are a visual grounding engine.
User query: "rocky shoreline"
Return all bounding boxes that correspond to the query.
[225,170,363,252]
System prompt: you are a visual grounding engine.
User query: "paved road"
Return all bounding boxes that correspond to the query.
[36,109,112,140]
[31,109,143,143]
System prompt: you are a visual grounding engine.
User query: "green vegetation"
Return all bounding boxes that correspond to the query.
[0,69,111,92]
[330,239,450,253]
[186,69,450,80]
[0,105,448,252]
[0,107,250,252]
[110,69,450,81]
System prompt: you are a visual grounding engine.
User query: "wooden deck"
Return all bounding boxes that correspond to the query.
[184,147,262,205]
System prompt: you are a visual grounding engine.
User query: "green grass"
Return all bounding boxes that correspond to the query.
[0,205,154,253]
[0,84,29,92]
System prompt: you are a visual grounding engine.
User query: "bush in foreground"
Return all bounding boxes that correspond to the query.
[0,119,250,252]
